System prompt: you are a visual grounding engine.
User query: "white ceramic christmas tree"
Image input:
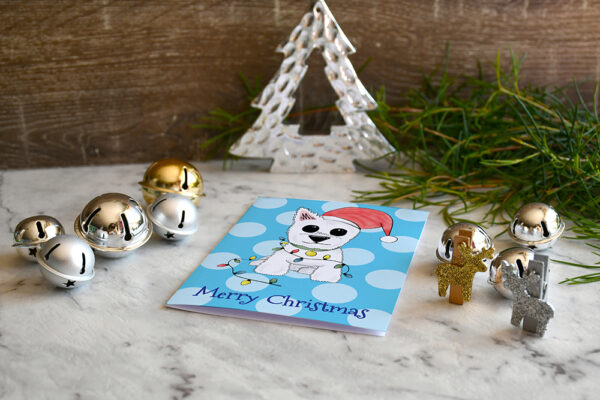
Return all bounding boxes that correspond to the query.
[228,0,394,173]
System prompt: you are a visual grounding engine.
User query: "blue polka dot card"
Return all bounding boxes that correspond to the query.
[166,197,428,336]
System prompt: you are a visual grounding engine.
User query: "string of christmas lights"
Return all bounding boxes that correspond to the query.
[217,236,353,286]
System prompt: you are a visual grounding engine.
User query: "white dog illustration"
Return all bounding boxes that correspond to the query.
[250,207,397,283]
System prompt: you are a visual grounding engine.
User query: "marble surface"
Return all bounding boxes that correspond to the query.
[0,161,598,400]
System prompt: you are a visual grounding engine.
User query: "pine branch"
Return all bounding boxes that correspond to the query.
[193,52,600,284]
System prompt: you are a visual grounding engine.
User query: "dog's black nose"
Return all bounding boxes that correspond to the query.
[309,235,329,243]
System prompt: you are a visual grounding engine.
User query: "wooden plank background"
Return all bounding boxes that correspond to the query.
[1,0,599,169]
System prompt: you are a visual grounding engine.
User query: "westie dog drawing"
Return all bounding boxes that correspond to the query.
[251,207,397,282]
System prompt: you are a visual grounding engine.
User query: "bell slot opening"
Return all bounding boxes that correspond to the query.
[36,221,46,239]
[152,198,168,212]
[445,240,452,259]
[44,243,61,260]
[182,167,189,190]
[541,221,550,237]
[178,210,185,229]
[516,259,524,277]
[83,208,102,232]
[121,213,132,241]
[80,253,86,274]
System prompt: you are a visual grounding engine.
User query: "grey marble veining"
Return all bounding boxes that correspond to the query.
[0,161,598,400]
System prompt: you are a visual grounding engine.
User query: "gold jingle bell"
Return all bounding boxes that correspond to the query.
[139,159,203,205]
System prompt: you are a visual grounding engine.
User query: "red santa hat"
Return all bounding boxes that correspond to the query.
[322,207,398,243]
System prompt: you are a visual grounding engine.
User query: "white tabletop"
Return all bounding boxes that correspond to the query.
[0,162,597,399]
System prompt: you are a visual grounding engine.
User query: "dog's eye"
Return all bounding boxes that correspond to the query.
[302,225,319,233]
[330,228,347,236]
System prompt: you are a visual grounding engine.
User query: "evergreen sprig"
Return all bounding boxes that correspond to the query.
[191,74,262,161]
[194,52,600,284]
[357,52,600,284]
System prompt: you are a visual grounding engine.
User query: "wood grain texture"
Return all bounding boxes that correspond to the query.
[1,0,599,169]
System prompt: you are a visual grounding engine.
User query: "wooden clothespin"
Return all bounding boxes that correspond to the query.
[448,230,473,304]
[435,229,492,305]
[501,256,554,337]
[522,254,551,334]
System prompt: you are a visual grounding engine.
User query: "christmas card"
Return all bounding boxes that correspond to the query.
[166,197,428,336]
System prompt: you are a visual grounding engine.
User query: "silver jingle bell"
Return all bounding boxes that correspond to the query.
[148,193,198,241]
[36,235,95,289]
[13,215,65,262]
[74,193,152,258]
[509,202,564,250]
[489,247,536,298]
[436,222,494,263]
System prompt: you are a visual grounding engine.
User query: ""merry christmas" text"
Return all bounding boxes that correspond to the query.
[192,286,369,319]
